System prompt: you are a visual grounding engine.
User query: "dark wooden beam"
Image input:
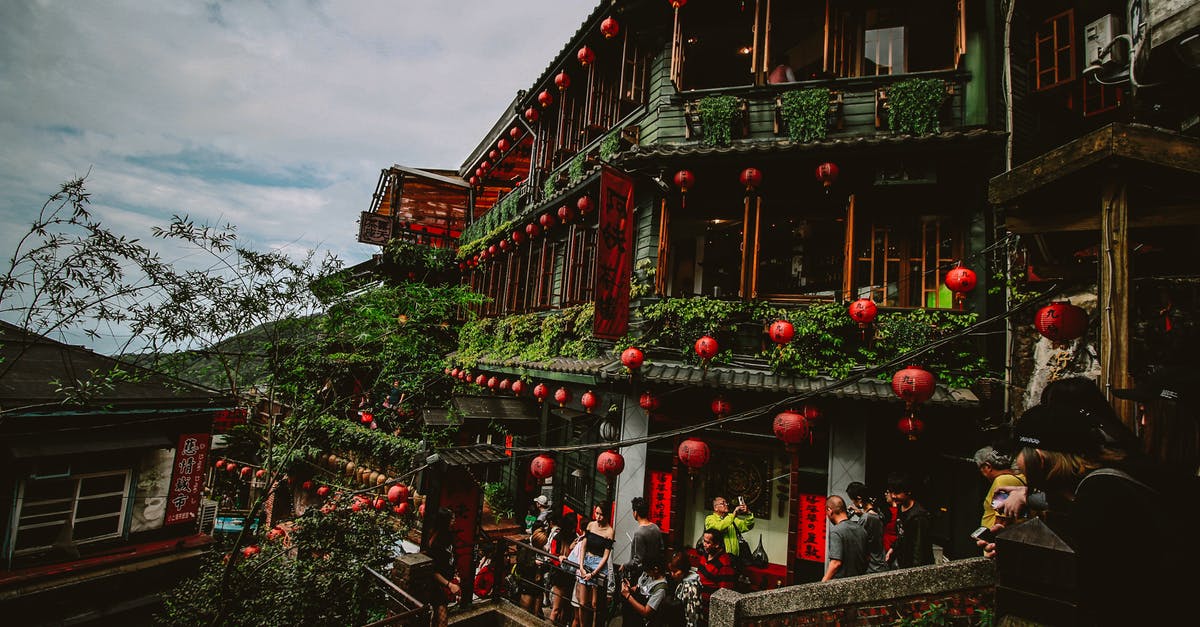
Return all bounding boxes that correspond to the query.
[1005,202,1200,233]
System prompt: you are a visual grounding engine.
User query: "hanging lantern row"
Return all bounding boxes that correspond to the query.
[671,164,837,193]
[460,194,595,273]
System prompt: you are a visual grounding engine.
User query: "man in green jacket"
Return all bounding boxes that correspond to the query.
[703,496,754,557]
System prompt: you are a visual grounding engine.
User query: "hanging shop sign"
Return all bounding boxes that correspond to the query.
[593,167,635,339]
[357,212,393,246]
[795,493,827,563]
[165,432,211,526]
[648,470,673,534]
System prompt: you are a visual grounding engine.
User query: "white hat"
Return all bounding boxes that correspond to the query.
[534,495,549,507]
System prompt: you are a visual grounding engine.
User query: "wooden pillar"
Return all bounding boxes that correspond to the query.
[785,448,799,586]
[1100,180,1133,424]
[841,194,856,301]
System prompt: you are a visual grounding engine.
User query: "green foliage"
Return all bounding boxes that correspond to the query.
[482,481,514,520]
[887,78,947,135]
[697,95,740,146]
[458,185,525,257]
[600,131,621,162]
[158,506,405,626]
[630,258,656,300]
[543,177,557,199]
[382,239,455,273]
[569,152,586,185]
[453,304,599,367]
[638,297,782,364]
[780,88,831,143]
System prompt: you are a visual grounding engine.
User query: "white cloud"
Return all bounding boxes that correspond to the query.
[0,0,598,269]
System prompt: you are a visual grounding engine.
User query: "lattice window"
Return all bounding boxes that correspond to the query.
[1035,10,1075,91]
[11,471,130,556]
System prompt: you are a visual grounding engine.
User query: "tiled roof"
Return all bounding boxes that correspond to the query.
[453,395,539,421]
[614,128,1006,166]
[607,362,977,407]
[436,444,510,467]
[473,355,614,376]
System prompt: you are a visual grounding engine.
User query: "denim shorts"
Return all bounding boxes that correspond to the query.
[577,553,603,587]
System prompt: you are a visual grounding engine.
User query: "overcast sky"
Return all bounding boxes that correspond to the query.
[0,0,596,272]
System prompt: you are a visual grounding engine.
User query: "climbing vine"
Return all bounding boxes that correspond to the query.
[780,87,830,143]
[698,95,740,146]
[887,78,948,135]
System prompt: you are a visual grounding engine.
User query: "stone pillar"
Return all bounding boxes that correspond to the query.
[612,395,649,566]
[392,552,434,604]
[826,411,867,501]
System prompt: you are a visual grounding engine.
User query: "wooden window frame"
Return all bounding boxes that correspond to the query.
[822,0,965,78]
[505,249,527,314]
[853,216,961,309]
[1082,79,1122,117]
[564,225,597,306]
[10,470,131,558]
[1034,10,1075,92]
[530,239,557,311]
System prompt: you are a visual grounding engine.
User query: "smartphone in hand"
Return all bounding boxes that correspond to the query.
[738,496,746,508]
[970,526,996,543]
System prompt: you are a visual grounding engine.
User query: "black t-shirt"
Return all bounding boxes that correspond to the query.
[893,502,933,568]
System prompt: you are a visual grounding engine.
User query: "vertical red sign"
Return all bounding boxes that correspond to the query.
[647,470,673,534]
[593,167,634,339]
[438,466,481,598]
[165,432,211,526]
[795,493,827,562]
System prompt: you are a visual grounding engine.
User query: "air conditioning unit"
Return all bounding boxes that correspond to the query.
[1085,14,1126,67]
[198,499,219,535]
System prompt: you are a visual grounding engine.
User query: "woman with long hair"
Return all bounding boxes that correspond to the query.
[574,501,613,627]
[549,511,580,625]
[425,507,459,627]
[517,529,549,617]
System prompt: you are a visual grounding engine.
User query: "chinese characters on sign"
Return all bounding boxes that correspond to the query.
[358,211,393,245]
[593,167,634,339]
[795,493,827,562]
[438,466,481,598]
[212,408,247,434]
[164,433,211,526]
[648,470,673,534]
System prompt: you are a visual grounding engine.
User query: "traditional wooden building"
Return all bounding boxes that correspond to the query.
[0,322,234,624]
[360,0,1026,588]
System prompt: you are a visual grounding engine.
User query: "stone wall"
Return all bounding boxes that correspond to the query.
[710,558,995,626]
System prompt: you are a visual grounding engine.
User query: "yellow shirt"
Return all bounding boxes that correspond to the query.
[981,473,1026,528]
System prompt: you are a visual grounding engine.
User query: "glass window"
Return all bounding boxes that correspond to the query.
[678,1,759,90]
[755,205,845,299]
[565,226,596,306]
[12,471,130,556]
[853,213,960,308]
[1035,10,1075,91]
[827,0,961,78]
[764,1,826,81]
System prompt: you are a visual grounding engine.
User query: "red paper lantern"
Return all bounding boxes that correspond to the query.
[533,383,549,403]
[768,320,795,345]
[267,527,284,541]
[577,195,593,215]
[475,167,485,178]
[388,484,407,503]
[498,138,510,152]
[531,454,556,480]
[487,244,497,256]
[581,390,599,413]
[945,266,977,308]
[577,46,596,66]
[600,17,620,38]
[816,162,839,190]
[242,545,260,557]
[255,469,267,479]
[525,107,539,123]
[511,380,526,396]
[538,89,554,108]
[596,450,625,478]
[557,204,576,223]
[525,223,541,239]
[1034,301,1088,344]
[677,438,710,472]
[555,71,571,90]
[711,395,732,417]
[892,366,936,415]
[512,229,526,245]
[739,167,763,191]
[302,481,314,491]
[475,374,487,386]
[848,298,878,325]
[897,416,925,441]
[468,175,479,186]
[554,387,572,407]
[215,458,225,467]
[773,406,820,447]
[488,149,499,161]
[226,462,238,472]
[480,160,490,171]
[694,335,719,360]
[499,378,511,391]
[499,239,510,252]
[487,376,499,389]
[621,347,645,370]
[639,391,660,412]
[351,500,363,512]
[673,169,695,192]
[317,485,330,497]
[374,497,387,511]
[510,127,521,139]
[395,502,411,515]
[240,466,252,478]
[540,212,557,229]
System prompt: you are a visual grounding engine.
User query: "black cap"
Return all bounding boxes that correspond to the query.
[1112,370,1198,404]
[1012,402,1106,455]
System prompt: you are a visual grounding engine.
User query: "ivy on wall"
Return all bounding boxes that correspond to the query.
[887,78,948,135]
[382,240,455,271]
[600,131,621,162]
[698,95,739,146]
[453,303,599,367]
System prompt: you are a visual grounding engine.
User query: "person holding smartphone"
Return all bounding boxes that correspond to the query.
[704,496,755,558]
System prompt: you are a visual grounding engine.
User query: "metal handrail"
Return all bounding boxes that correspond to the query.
[361,564,426,627]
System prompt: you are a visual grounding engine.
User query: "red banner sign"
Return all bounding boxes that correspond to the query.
[648,470,673,534]
[438,466,481,596]
[165,433,211,526]
[795,493,827,562]
[593,167,634,339]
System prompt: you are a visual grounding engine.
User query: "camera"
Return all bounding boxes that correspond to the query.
[970,526,996,543]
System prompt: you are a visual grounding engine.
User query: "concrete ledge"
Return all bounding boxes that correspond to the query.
[450,598,556,626]
[712,558,996,625]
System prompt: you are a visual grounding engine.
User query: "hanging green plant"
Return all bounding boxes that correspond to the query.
[780,87,830,143]
[543,177,557,199]
[886,78,948,135]
[698,95,739,146]
[569,152,586,184]
[600,131,621,162]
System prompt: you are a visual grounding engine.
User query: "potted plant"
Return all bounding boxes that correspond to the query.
[886,78,948,135]
[780,87,831,142]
